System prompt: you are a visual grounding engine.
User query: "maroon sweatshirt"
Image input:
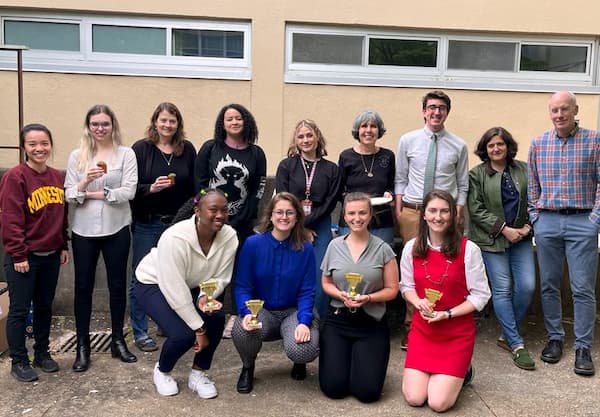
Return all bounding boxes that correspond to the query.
[0,163,69,263]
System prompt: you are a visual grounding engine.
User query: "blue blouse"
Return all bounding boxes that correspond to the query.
[235,231,316,325]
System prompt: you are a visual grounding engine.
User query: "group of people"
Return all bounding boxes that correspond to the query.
[1,88,598,412]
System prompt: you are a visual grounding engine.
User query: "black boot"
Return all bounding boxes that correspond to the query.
[110,336,137,363]
[72,335,91,372]
[236,366,254,393]
[290,363,306,380]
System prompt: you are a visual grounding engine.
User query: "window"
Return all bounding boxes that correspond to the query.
[369,38,437,67]
[0,12,251,79]
[172,29,244,58]
[292,33,363,65]
[286,25,598,92]
[92,25,166,55]
[4,20,79,51]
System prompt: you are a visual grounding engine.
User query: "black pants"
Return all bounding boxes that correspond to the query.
[4,251,61,365]
[72,226,130,337]
[135,282,225,372]
[319,308,390,403]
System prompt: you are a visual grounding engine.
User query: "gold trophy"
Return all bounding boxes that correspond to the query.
[345,272,363,301]
[245,299,264,329]
[423,288,443,318]
[200,280,218,312]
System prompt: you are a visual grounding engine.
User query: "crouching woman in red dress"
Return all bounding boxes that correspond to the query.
[400,190,490,413]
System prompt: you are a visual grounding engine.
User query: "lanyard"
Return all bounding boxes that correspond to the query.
[301,157,318,200]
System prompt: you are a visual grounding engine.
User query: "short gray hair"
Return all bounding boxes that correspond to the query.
[351,110,386,140]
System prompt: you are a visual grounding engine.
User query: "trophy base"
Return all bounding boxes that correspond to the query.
[349,294,360,302]
[248,322,263,330]
[204,304,219,312]
[422,310,437,318]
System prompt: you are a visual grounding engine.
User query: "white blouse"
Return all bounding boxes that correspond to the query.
[400,238,491,311]
[64,146,138,237]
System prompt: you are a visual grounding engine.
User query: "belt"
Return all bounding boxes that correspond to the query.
[402,201,422,210]
[542,208,591,215]
[150,214,174,224]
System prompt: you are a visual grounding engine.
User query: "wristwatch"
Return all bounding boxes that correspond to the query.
[103,187,110,199]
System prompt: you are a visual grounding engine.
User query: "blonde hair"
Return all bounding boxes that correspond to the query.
[286,119,328,158]
[76,104,123,172]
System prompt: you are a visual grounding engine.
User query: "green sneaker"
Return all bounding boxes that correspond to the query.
[513,347,535,370]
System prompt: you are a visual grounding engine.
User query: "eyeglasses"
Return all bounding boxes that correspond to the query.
[426,104,448,112]
[272,210,296,218]
[89,121,112,129]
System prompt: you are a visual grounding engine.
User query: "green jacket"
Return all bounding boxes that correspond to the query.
[467,160,529,252]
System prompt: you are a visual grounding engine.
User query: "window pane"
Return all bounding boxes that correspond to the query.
[520,45,587,73]
[292,33,362,65]
[4,20,79,51]
[369,38,437,67]
[172,29,244,58]
[92,25,165,55]
[448,40,516,71]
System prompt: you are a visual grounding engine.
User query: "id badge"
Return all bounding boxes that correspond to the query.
[302,199,312,216]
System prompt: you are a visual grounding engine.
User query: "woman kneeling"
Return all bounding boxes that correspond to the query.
[400,190,490,412]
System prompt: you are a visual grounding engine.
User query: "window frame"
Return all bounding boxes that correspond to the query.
[285,24,600,93]
[0,11,252,80]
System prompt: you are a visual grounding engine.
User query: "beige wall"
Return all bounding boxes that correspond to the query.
[1,1,600,172]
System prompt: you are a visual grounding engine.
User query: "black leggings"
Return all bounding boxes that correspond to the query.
[72,226,131,337]
[319,308,390,403]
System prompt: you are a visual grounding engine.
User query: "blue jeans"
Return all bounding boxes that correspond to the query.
[311,216,333,319]
[135,282,224,372]
[129,221,168,341]
[534,211,598,349]
[338,226,395,248]
[4,251,61,365]
[482,239,536,350]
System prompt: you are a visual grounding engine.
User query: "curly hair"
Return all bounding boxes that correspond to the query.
[473,126,518,166]
[213,103,258,144]
[413,190,461,259]
[286,119,328,158]
[145,102,187,156]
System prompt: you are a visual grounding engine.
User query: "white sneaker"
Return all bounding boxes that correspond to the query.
[153,363,178,396]
[188,369,218,399]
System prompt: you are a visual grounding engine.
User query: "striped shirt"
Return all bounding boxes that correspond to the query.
[527,125,600,225]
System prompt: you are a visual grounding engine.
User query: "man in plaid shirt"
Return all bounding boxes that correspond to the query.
[528,91,600,377]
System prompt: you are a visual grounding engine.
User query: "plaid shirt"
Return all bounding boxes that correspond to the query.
[528,125,600,225]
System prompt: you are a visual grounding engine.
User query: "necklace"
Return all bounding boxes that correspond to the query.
[421,258,452,285]
[360,154,375,177]
[160,150,174,166]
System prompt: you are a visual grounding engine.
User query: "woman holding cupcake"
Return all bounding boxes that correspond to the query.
[129,102,196,352]
[65,104,138,372]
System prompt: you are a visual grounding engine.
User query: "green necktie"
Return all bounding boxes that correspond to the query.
[423,133,438,200]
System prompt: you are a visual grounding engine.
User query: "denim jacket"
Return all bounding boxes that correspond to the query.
[467,160,529,252]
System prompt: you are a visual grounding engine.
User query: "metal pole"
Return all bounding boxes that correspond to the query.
[17,48,24,162]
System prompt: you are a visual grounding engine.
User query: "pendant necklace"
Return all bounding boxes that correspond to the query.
[360,154,375,177]
[160,150,174,166]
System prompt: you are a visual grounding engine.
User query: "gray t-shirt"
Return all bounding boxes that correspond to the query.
[321,234,396,321]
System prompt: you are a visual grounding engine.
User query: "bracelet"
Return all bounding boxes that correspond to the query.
[445,309,452,319]
[366,294,372,303]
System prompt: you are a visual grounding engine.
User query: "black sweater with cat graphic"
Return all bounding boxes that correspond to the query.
[194,139,266,239]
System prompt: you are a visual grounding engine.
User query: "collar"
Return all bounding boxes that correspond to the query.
[484,161,513,177]
[266,231,290,248]
[423,126,446,139]
[554,121,579,140]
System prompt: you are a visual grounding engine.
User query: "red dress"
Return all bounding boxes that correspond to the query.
[404,238,474,378]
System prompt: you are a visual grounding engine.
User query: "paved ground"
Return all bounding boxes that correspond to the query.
[1,314,599,417]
